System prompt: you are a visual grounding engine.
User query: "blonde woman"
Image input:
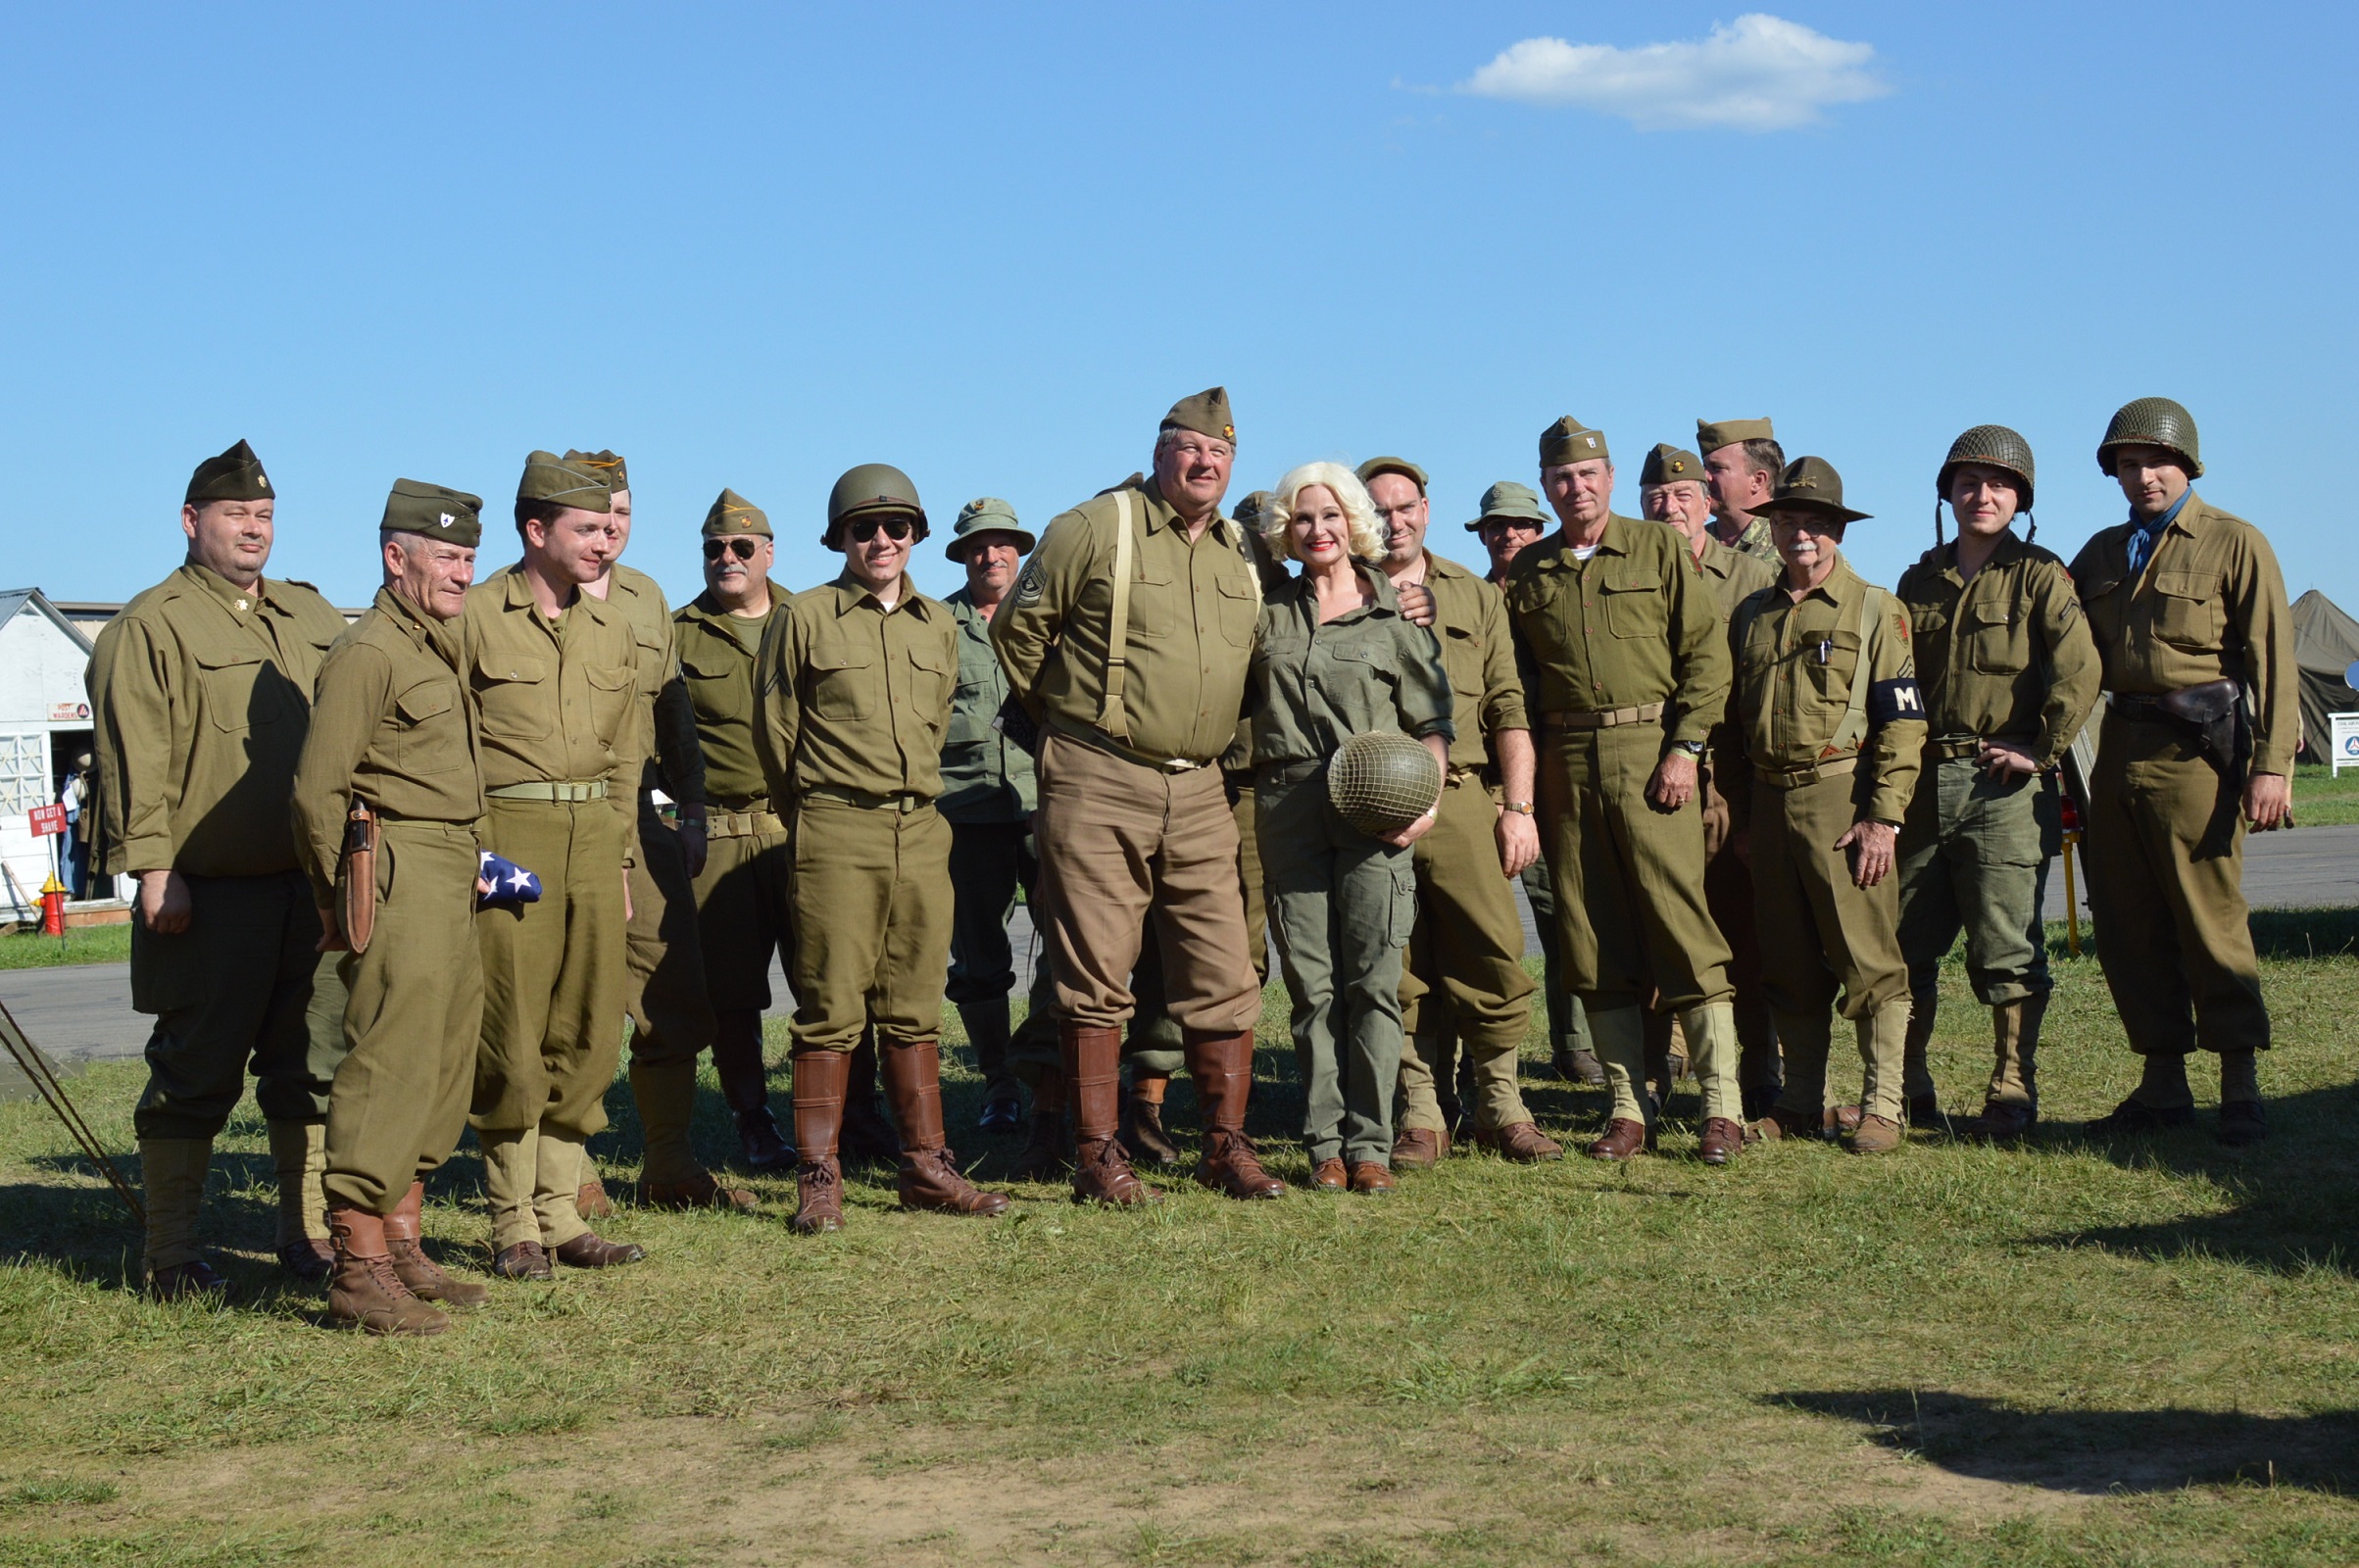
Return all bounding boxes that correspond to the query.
[1252,464,1453,1194]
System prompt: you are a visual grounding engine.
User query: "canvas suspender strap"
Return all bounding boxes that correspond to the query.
[1829,584,1887,756]
[1097,488,1138,743]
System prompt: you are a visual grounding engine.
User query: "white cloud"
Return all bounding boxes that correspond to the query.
[1459,14,1889,132]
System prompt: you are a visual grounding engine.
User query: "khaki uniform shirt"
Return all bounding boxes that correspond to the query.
[459,566,642,849]
[2067,492,2299,774]
[1696,532,1780,620]
[86,562,348,878]
[1419,551,1527,770]
[1730,552,1927,825]
[939,586,1036,822]
[991,475,1263,766]
[1251,564,1453,766]
[288,586,483,907]
[604,564,706,808]
[757,574,957,803]
[1896,533,2103,769]
[1503,514,1729,751]
[674,583,789,811]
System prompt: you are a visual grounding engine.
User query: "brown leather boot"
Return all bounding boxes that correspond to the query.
[1475,1121,1564,1162]
[1065,1024,1157,1205]
[1184,1029,1285,1200]
[881,1039,1011,1217]
[1119,1072,1182,1164]
[1393,1127,1448,1168]
[714,1009,795,1172]
[840,1030,902,1165]
[1011,1068,1073,1180]
[327,1206,448,1337]
[383,1181,488,1307]
[1585,1118,1646,1161]
[790,1050,849,1234]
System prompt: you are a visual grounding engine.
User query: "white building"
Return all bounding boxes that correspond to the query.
[0,589,111,916]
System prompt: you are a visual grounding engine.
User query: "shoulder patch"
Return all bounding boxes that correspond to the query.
[1014,558,1047,607]
[1891,611,1910,641]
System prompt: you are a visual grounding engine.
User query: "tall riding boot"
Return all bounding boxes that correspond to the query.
[266,1119,334,1283]
[1678,1002,1745,1165]
[1582,1005,1651,1160]
[712,1009,794,1170]
[957,1002,1023,1132]
[382,1180,488,1306]
[1973,995,2043,1141]
[1184,1029,1285,1200]
[1065,1024,1156,1204]
[880,1039,1010,1216]
[1120,1069,1181,1164]
[1901,984,1941,1125]
[327,1205,448,1337]
[1850,998,1913,1154]
[1011,1066,1072,1180]
[839,1028,902,1164]
[139,1137,230,1300]
[789,1050,849,1234]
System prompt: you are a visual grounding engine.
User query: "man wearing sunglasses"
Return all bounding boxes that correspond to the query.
[756,465,1009,1234]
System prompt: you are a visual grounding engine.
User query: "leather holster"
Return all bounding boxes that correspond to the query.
[338,799,380,955]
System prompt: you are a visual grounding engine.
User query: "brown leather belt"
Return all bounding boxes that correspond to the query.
[1754,755,1859,790]
[1539,702,1665,730]
[1926,735,1984,760]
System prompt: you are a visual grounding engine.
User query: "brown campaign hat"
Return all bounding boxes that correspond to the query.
[1463,480,1547,531]
[1640,444,1707,488]
[565,448,629,494]
[1161,387,1236,445]
[1354,456,1428,493]
[185,439,274,505]
[516,450,614,513]
[1765,456,1871,523]
[1540,416,1609,467]
[380,479,484,548]
[1696,416,1775,455]
[702,487,771,540]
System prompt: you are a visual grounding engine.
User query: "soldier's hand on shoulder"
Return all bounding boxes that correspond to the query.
[1397,581,1436,627]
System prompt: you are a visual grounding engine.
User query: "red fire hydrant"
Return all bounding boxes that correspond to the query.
[39,873,67,937]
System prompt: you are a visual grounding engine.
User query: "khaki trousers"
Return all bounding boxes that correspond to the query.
[688,823,793,1016]
[1752,770,1909,1022]
[322,822,484,1214]
[624,800,718,1067]
[1397,774,1536,1135]
[1126,777,1266,1077]
[788,796,952,1053]
[2084,712,2269,1054]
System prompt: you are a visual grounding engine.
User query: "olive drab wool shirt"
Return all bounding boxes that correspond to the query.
[459,566,642,845]
[1729,552,1927,825]
[288,586,483,907]
[939,586,1036,822]
[86,562,349,878]
[991,474,1263,767]
[1502,514,1729,752]
[673,583,790,810]
[756,574,957,803]
[1895,533,2102,769]
[1419,552,1527,769]
[2067,492,2300,775]
[605,564,707,809]
[1696,532,1781,621]
[1251,564,1454,767]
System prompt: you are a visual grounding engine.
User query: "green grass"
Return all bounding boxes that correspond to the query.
[2293,760,2359,826]
[0,922,129,970]
[2,926,2356,1565]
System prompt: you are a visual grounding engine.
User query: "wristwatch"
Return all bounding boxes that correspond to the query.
[1671,740,1705,758]
[1502,800,1536,815]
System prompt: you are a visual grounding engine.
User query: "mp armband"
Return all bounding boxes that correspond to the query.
[1867,678,1925,724]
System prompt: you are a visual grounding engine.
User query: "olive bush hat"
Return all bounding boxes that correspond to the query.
[1640,444,1707,488]
[824,463,927,549]
[380,479,483,548]
[1764,456,1870,523]
[946,497,1034,561]
[1354,456,1428,493]
[2096,397,2202,478]
[1464,480,1547,531]
[1539,416,1609,467]
[516,451,613,513]
[703,488,771,540]
[564,449,629,494]
[186,439,273,505]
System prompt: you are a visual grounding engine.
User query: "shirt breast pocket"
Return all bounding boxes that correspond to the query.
[1215,572,1258,648]
[2147,569,2224,651]
[193,648,272,733]
[1332,642,1401,711]
[1967,603,2029,674]
[808,642,877,721]
[393,681,464,774]
[904,636,956,733]
[583,662,636,741]
[474,652,552,741]
[1600,568,1666,638]
[1802,629,1863,712]
[1126,559,1176,640]
[628,628,670,699]
[1440,623,1487,699]
[680,652,751,729]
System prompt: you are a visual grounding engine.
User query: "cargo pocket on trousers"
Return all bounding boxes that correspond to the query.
[1386,857,1420,950]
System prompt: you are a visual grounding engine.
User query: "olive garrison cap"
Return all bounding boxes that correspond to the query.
[516,450,614,514]
[1765,456,1871,523]
[1938,425,2037,510]
[2096,396,2202,478]
[380,479,484,548]
[1640,444,1707,488]
[1354,456,1429,493]
[1696,416,1775,455]
[1464,479,1547,531]
[1161,387,1236,445]
[946,497,1035,561]
[186,439,274,506]
[1232,489,1276,531]
[564,449,629,494]
[1539,416,1609,467]
[702,487,771,540]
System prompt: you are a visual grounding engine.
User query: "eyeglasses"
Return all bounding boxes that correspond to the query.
[703,537,760,562]
[848,517,913,544]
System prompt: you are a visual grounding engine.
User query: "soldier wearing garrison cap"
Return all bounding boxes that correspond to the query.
[2070,398,2296,1145]
[1505,417,1745,1164]
[462,451,650,1278]
[1697,416,1787,564]
[1886,427,2100,1141]
[1641,441,1783,1118]
[87,439,352,1298]
[1727,458,1925,1154]
[291,480,492,1334]
[990,388,1290,1206]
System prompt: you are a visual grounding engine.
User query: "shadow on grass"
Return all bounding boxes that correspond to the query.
[2248,905,2359,959]
[1773,1389,2359,1494]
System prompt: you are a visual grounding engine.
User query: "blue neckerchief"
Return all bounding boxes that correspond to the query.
[2123,490,2191,579]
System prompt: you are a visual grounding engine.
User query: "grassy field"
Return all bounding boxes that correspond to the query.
[0,922,129,970]
[2,923,2357,1566]
[2293,760,2359,826]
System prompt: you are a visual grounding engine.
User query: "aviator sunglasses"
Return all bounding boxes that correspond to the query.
[703,537,761,562]
[847,517,913,543]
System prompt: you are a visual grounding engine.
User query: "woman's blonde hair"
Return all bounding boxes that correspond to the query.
[1264,463,1386,564]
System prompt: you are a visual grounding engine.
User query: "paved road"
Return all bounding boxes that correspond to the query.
[7,824,2352,1073]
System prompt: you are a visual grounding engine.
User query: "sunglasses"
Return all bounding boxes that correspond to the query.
[848,517,913,544]
[703,537,761,562]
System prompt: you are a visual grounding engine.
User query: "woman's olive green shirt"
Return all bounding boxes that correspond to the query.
[1250,563,1454,767]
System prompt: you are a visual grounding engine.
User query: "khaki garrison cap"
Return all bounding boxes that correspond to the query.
[565,449,629,494]
[1640,444,1707,488]
[516,450,614,513]
[1696,416,1775,455]
[1162,387,1236,445]
[1539,416,1609,467]
[702,488,771,540]
[186,439,274,505]
[946,497,1035,561]
[1354,456,1429,492]
[380,479,484,548]
[1464,480,1547,531]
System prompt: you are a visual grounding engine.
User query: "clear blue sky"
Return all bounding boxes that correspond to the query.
[3,3,2351,612]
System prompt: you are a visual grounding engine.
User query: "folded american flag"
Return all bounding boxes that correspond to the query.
[478,851,543,909]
